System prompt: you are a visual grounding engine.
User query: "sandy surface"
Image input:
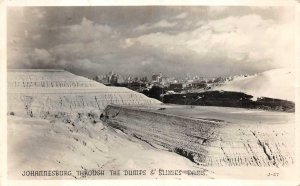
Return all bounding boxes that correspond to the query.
[103,105,294,170]
[8,113,295,180]
[7,69,160,117]
[129,104,295,125]
[7,116,205,180]
[213,68,295,101]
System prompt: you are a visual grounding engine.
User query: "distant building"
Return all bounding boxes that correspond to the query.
[110,74,118,85]
[140,76,148,83]
[93,75,109,84]
[152,74,160,82]
[152,72,162,83]
[92,71,119,85]
[126,76,133,83]
[133,77,139,82]
[160,77,169,86]
[169,83,183,92]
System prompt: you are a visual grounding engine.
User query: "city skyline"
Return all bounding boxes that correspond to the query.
[8,6,295,77]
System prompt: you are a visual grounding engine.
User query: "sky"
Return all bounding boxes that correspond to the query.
[7,6,296,78]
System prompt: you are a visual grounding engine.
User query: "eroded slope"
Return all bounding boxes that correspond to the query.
[103,105,294,167]
[8,69,160,117]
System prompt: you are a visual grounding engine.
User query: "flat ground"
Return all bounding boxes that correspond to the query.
[127,104,294,125]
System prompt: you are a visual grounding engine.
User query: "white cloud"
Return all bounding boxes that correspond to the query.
[136,19,176,31]
[153,20,177,28]
[8,47,55,69]
[24,30,28,38]
[31,34,41,41]
[208,6,229,15]
[121,38,135,48]
[50,40,114,60]
[32,48,52,61]
[59,17,116,43]
[8,6,295,77]
[132,14,294,69]
[32,8,46,19]
[175,12,188,19]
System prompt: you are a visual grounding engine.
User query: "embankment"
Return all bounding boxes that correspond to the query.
[102,105,294,167]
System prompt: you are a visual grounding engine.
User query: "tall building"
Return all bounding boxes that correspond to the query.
[152,72,162,83]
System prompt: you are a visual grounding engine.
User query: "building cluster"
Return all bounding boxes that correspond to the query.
[91,71,233,94]
[92,71,119,85]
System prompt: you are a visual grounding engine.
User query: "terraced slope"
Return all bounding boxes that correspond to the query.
[8,69,161,117]
[103,105,294,167]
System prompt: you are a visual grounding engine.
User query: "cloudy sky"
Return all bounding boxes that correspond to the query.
[8,6,295,77]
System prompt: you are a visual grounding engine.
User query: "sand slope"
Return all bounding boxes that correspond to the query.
[8,69,160,117]
[103,105,294,167]
[8,116,201,179]
[214,68,295,101]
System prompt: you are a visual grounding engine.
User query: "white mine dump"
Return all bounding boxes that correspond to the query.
[8,69,200,180]
[214,68,295,101]
[7,69,295,179]
[103,105,294,168]
[7,69,161,117]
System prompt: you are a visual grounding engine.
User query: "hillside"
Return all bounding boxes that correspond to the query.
[213,68,295,102]
[8,115,201,179]
[7,69,161,117]
[103,105,294,167]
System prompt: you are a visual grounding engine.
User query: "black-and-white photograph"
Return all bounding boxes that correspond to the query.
[5,5,297,181]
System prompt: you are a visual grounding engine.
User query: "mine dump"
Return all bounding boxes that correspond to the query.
[7,69,295,179]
